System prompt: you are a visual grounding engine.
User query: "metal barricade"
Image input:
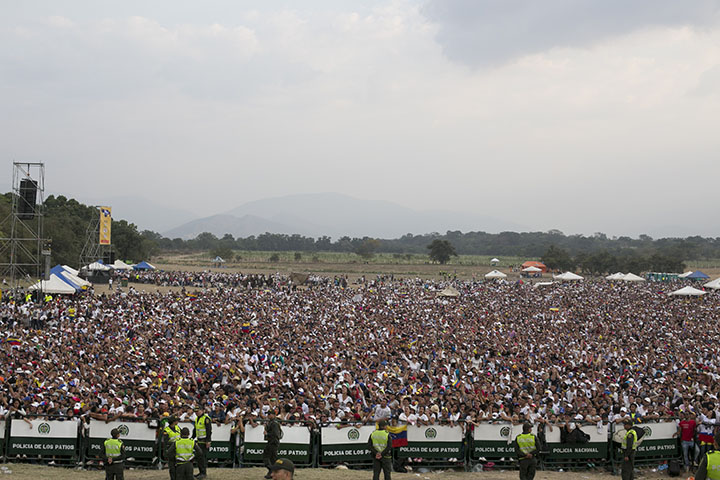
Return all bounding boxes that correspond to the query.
[540,421,609,471]
[6,416,80,466]
[610,419,681,473]
[86,418,158,468]
[242,420,314,467]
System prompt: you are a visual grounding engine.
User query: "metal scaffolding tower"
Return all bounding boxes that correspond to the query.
[0,162,49,288]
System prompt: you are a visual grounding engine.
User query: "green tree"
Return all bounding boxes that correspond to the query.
[427,239,457,264]
[541,245,574,271]
[355,238,380,259]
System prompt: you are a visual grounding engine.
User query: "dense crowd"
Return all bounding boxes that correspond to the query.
[1,272,719,447]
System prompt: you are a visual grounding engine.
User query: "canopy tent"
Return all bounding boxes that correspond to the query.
[62,265,80,276]
[703,278,720,290]
[50,265,90,289]
[621,273,646,282]
[112,259,134,270]
[669,286,706,296]
[490,258,500,265]
[521,261,547,273]
[28,274,77,294]
[437,286,460,298]
[554,272,584,281]
[522,266,542,273]
[678,271,694,278]
[687,270,710,280]
[87,261,111,271]
[484,270,507,279]
[212,256,225,263]
[605,272,625,280]
[533,281,556,288]
[133,261,156,270]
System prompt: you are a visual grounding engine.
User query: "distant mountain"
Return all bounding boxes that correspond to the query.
[162,192,526,240]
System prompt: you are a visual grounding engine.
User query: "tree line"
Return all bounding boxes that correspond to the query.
[1,193,717,273]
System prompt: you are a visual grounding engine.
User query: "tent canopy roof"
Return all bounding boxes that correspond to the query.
[621,273,646,282]
[703,278,720,290]
[28,274,77,294]
[484,270,507,279]
[133,261,156,270]
[554,271,584,281]
[688,270,710,279]
[437,286,460,297]
[669,286,706,296]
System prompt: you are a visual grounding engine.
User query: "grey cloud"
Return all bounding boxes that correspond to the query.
[423,0,720,67]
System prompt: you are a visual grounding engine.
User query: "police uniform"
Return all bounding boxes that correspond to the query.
[263,417,282,478]
[163,423,181,480]
[167,437,201,480]
[193,412,212,478]
[368,427,392,480]
[622,427,638,480]
[515,432,538,480]
[695,450,720,480]
[104,437,125,480]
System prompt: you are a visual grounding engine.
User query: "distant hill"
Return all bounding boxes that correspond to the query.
[162,192,526,239]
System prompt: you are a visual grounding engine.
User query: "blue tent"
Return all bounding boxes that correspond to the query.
[688,270,710,280]
[49,265,83,291]
[133,261,156,270]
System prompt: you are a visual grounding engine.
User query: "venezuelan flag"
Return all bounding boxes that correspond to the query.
[242,323,250,333]
[5,337,21,346]
[386,425,408,447]
[452,378,461,388]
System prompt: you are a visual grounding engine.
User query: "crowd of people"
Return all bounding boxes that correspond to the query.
[1,271,719,468]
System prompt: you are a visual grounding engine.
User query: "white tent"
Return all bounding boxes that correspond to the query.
[212,256,225,263]
[87,261,111,271]
[490,258,500,264]
[61,268,91,288]
[621,273,646,282]
[554,272,584,281]
[605,272,625,280]
[533,281,556,288]
[62,265,80,276]
[112,260,134,270]
[668,286,706,296]
[678,271,694,278]
[28,274,77,294]
[484,270,507,279]
[522,266,542,273]
[437,286,460,298]
[703,278,720,290]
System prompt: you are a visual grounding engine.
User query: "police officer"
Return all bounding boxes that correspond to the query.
[695,432,720,480]
[193,405,212,479]
[167,427,202,480]
[162,417,181,480]
[104,428,126,480]
[368,419,391,480]
[622,419,638,480]
[269,458,295,480]
[263,408,282,479]
[515,423,538,480]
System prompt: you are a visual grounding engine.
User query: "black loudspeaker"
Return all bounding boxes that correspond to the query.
[103,250,116,265]
[18,178,38,220]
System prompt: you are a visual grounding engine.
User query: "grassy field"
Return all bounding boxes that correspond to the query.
[0,464,670,479]
[150,251,720,282]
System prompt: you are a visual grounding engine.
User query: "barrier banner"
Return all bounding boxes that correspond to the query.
[398,425,463,458]
[243,425,311,463]
[321,425,374,461]
[177,421,234,460]
[472,423,528,458]
[8,419,77,455]
[88,421,156,458]
[0,420,5,449]
[613,422,678,458]
[545,424,608,458]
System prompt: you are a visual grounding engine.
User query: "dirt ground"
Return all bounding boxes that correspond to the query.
[0,464,677,479]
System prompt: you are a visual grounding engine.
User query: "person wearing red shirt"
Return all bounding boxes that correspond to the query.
[678,411,697,471]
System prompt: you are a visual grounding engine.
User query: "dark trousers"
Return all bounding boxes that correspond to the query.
[519,457,536,480]
[196,441,208,475]
[176,461,194,480]
[621,452,635,480]
[105,462,124,480]
[263,441,279,473]
[372,457,392,480]
[168,460,176,480]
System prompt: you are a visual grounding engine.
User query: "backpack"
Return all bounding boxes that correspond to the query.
[668,459,681,477]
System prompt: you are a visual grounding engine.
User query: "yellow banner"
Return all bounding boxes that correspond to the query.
[99,206,112,245]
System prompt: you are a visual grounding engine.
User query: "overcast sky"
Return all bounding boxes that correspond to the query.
[2,1,719,237]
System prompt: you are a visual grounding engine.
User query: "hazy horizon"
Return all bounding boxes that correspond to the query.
[2,1,720,238]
